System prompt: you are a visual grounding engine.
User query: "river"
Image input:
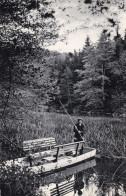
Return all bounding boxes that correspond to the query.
[36,158,126,196]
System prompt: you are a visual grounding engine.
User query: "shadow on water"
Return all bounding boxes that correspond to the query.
[37,158,126,196]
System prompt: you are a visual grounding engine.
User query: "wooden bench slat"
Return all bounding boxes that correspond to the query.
[23,137,56,152]
[23,137,55,143]
[24,139,56,144]
[23,142,56,148]
[23,146,55,151]
[23,143,56,148]
[23,141,56,146]
[23,140,56,144]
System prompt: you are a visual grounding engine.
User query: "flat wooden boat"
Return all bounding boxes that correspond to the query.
[30,146,96,174]
[4,141,96,174]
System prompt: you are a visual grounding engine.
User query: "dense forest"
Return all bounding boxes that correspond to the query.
[48,30,126,116]
[0,0,126,120]
[1,29,126,118]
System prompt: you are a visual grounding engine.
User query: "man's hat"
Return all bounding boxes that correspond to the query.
[78,118,83,121]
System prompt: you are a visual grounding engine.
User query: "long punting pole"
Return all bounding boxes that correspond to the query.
[59,100,84,142]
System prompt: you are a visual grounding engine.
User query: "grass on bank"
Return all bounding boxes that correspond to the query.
[1,111,126,159]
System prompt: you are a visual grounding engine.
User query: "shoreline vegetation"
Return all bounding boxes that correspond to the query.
[1,112,126,161]
[0,112,126,196]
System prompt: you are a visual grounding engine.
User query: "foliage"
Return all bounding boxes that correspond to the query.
[1,112,125,162]
[46,30,126,115]
[0,1,59,152]
[0,0,58,50]
[0,0,58,80]
[74,34,114,112]
[72,32,126,114]
[0,163,42,196]
[0,0,58,116]
[0,2,126,195]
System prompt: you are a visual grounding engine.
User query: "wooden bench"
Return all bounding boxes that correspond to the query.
[23,137,56,154]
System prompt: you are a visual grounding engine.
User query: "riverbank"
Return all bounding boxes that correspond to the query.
[1,111,125,160]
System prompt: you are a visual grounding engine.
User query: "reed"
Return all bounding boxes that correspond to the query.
[1,111,126,159]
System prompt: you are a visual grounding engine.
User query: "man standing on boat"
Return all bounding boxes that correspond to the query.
[73,118,84,142]
[73,118,85,155]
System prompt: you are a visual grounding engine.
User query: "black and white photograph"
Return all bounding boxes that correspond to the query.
[0,0,126,195]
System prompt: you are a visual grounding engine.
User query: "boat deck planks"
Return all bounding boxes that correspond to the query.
[4,139,96,174]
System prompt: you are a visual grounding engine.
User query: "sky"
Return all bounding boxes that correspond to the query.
[47,0,126,53]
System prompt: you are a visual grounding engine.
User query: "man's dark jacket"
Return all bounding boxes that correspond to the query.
[73,123,85,141]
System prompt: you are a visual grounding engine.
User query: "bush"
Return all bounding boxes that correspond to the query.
[0,163,42,196]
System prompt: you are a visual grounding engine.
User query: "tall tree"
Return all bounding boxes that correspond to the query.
[109,32,126,112]
[74,33,115,114]
[0,0,59,152]
[0,0,58,84]
[74,43,104,112]
[0,0,58,111]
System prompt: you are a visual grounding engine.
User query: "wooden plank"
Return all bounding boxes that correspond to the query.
[54,143,84,155]
[30,149,96,174]
[23,142,56,147]
[23,139,89,155]
[24,140,56,145]
[23,137,55,143]
[23,137,56,152]
[23,143,56,149]
[55,141,85,148]
[23,147,55,153]
[23,141,56,148]
[18,144,94,167]
[25,144,92,165]
[58,146,76,155]
[56,147,59,162]
[5,151,96,175]
[75,143,79,156]
[42,157,56,162]
[23,139,56,146]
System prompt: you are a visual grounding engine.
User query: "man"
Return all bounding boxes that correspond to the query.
[73,118,85,155]
[73,118,84,142]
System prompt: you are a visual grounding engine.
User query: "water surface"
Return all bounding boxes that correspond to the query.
[36,158,126,196]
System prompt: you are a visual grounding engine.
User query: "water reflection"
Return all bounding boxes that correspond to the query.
[36,158,126,196]
[74,171,84,195]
